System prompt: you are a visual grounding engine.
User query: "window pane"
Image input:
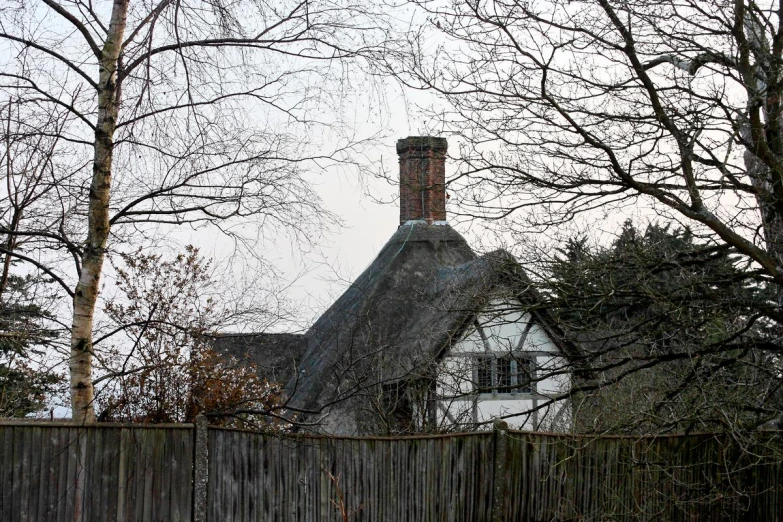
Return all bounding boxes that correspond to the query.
[497,356,513,390]
[474,355,535,394]
[516,356,533,393]
[476,357,492,390]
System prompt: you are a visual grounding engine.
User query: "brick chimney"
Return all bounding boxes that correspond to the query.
[397,136,448,225]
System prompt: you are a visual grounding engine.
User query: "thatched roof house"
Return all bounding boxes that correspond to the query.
[215,137,573,435]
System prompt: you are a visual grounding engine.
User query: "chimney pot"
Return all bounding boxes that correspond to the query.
[397,136,448,225]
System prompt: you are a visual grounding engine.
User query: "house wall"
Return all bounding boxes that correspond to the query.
[436,299,570,431]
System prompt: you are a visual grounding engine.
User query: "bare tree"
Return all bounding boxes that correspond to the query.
[388,0,783,290]
[381,0,783,428]
[0,96,74,415]
[95,247,289,429]
[0,0,386,421]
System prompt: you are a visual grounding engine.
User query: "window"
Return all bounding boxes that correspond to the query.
[381,382,412,419]
[474,354,533,394]
[476,357,493,389]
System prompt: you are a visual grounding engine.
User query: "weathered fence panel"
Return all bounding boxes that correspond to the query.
[207,429,496,522]
[208,428,783,522]
[498,430,783,522]
[0,422,194,522]
[2,420,782,521]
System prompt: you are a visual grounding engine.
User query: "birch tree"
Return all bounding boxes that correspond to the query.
[0,0,385,422]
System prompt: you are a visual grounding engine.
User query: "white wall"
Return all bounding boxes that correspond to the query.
[436,299,570,431]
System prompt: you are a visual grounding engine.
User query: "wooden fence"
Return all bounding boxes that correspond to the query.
[1,419,782,521]
[0,421,194,521]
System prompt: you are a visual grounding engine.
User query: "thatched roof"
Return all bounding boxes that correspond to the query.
[211,221,573,433]
[285,222,570,425]
[210,332,306,386]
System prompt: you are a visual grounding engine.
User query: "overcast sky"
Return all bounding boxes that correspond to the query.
[180,84,462,332]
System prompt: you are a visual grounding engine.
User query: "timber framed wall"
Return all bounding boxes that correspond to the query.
[1,419,782,521]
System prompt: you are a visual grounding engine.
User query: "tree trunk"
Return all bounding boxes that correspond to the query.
[744,150,783,263]
[0,209,22,299]
[70,0,127,424]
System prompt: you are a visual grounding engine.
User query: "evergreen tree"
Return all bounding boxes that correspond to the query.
[550,221,782,434]
[0,273,62,417]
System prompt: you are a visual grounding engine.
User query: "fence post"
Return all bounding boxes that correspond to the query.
[491,418,509,522]
[193,415,209,522]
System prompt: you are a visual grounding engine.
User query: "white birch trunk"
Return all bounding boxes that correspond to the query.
[70,0,128,424]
